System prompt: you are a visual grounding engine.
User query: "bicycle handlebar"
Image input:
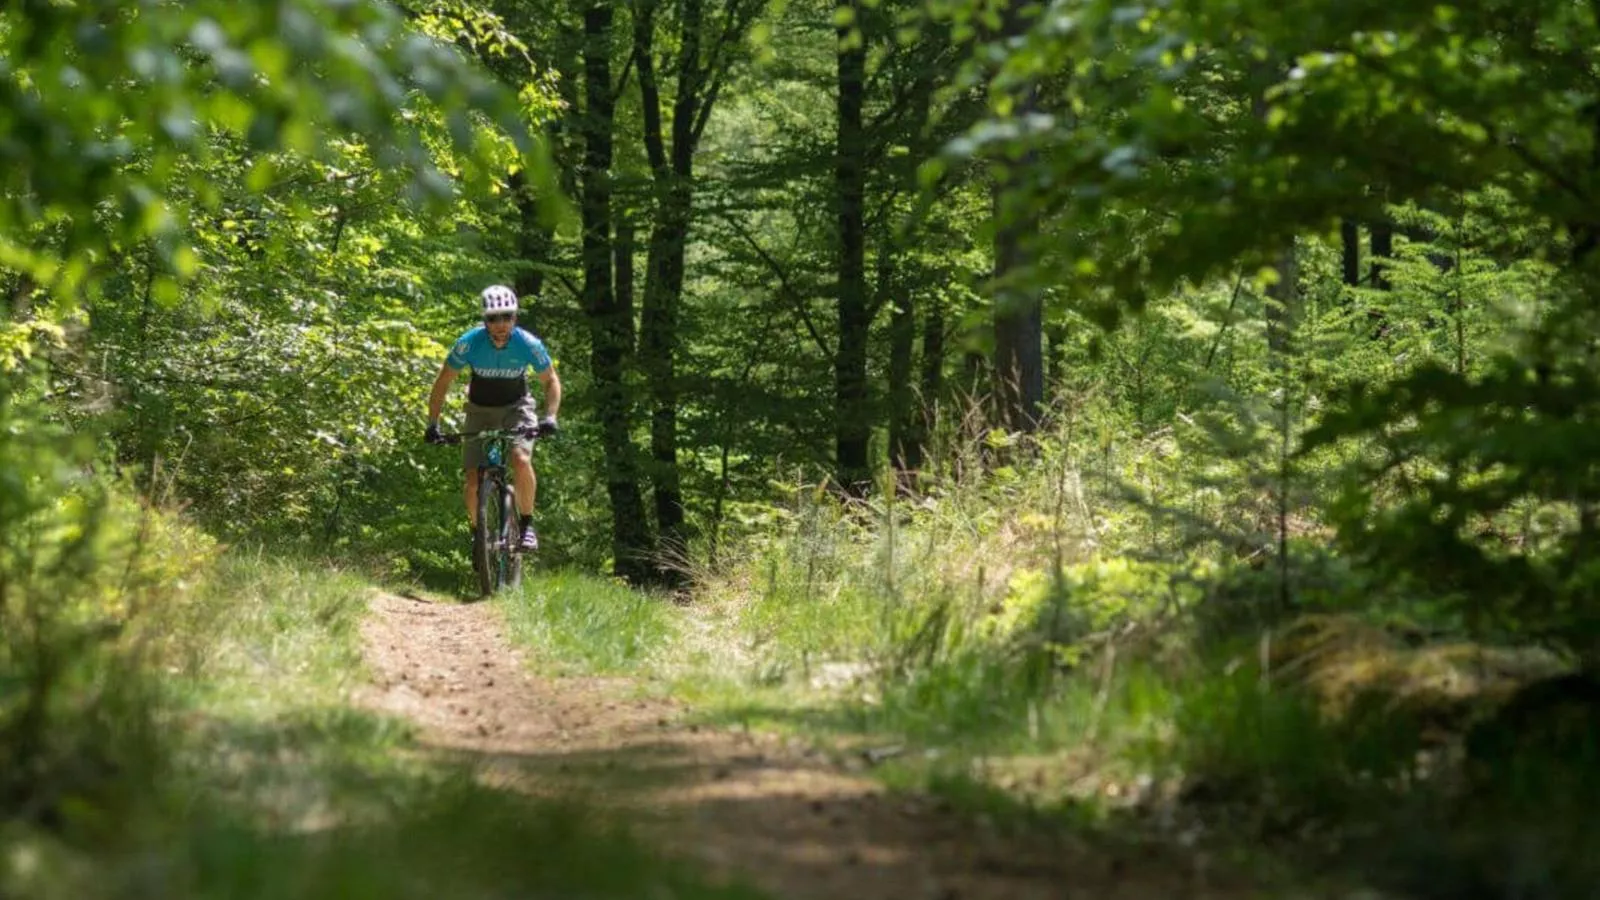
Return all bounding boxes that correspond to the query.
[432,426,540,446]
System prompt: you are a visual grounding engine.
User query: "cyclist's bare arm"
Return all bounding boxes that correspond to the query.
[428,362,459,422]
[539,365,561,419]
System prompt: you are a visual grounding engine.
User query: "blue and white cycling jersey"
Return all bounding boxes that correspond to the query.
[445,326,553,407]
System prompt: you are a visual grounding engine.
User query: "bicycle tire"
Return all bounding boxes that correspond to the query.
[500,478,523,590]
[473,469,501,596]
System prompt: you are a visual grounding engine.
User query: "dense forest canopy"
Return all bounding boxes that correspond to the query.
[5,0,1600,894]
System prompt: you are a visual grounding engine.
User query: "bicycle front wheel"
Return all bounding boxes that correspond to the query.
[474,470,503,596]
[499,473,522,590]
[474,468,521,595]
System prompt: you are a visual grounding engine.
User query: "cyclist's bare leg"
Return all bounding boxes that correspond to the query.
[511,448,536,517]
[463,467,478,526]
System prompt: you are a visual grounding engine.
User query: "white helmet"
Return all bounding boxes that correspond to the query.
[480,284,518,317]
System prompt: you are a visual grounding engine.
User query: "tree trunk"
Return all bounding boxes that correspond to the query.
[834,0,871,494]
[615,210,635,326]
[634,0,731,571]
[1265,240,1298,360]
[1340,218,1360,287]
[641,185,690,567]
[580,0,653,583]
[1044,319,1068,398]
[919,294,944,465]
[9,275,34,322]
[991,2,1043,435]
[886,61,935,483]
[993,191,1043,433]
[1265,238,1298,617]
[887,269,916,482]
[1371,218,1394,290]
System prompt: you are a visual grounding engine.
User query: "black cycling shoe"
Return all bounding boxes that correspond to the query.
[517,525,539,554]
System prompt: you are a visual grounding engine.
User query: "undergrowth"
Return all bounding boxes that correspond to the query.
[2,545,765,899]
[674,412,1600,899]
[0,361,762,900]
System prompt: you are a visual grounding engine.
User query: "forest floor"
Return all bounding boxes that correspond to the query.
[354,591,1348,900]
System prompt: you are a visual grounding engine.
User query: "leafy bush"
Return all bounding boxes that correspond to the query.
[0,366,217,830]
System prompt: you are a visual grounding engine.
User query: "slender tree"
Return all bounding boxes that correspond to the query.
[834,0,871,493]
[633,0,760,564]
[991,0,1044,435]
[580,0,655,582]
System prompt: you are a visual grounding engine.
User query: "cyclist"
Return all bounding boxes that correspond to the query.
[425,284,560,553]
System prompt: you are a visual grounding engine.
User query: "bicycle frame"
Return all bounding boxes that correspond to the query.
[435,426,539,595]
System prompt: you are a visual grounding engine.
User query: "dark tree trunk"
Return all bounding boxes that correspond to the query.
[991,1,1043,435]
[1265,238,1298,617]
[634,0,752,566]
[10,275,34,322]
[1367,216,1394,339]
[640,183,690,565]
[1045,319,1068,400]
[887,266,916,481]
[993,194,1043,433]
[919,295,944,459]
[1371,218,1394,290]
[580,0,653,583]
[1340,218,1361,287]
[615,210,635,324]
[886,65,936,482]
[834,0,871,494]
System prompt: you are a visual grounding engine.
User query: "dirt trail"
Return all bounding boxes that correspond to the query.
[355,592,1262,900]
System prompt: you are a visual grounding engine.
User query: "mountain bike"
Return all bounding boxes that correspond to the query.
[434,426,537,596]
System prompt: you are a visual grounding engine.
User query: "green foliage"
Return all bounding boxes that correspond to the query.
[0,0,557,300]
[932,0,1600,661]
[1174,661,1418,818]
[1305,345,1600,659]
[166,554,373,711]
[690,400,1597,894]
[0,364,217,830]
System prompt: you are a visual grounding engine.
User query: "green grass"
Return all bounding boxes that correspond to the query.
[0,551,765,900]
[170,550,374,710]
[495,568,679,675]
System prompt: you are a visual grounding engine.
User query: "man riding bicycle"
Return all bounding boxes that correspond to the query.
[425,285,560,553]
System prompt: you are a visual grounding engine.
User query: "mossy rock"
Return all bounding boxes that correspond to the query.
[1266,614,1569,739]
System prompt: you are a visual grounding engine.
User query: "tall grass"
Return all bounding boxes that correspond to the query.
[496,569,680,675]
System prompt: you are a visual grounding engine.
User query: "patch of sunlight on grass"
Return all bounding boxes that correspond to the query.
[497,568,679,675]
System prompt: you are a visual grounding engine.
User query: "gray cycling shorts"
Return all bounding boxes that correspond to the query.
[461,397,537,470]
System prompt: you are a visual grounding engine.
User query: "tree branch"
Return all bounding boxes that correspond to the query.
[690,0,762,147]
[632,0,669,174]
[719,212,833,358]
